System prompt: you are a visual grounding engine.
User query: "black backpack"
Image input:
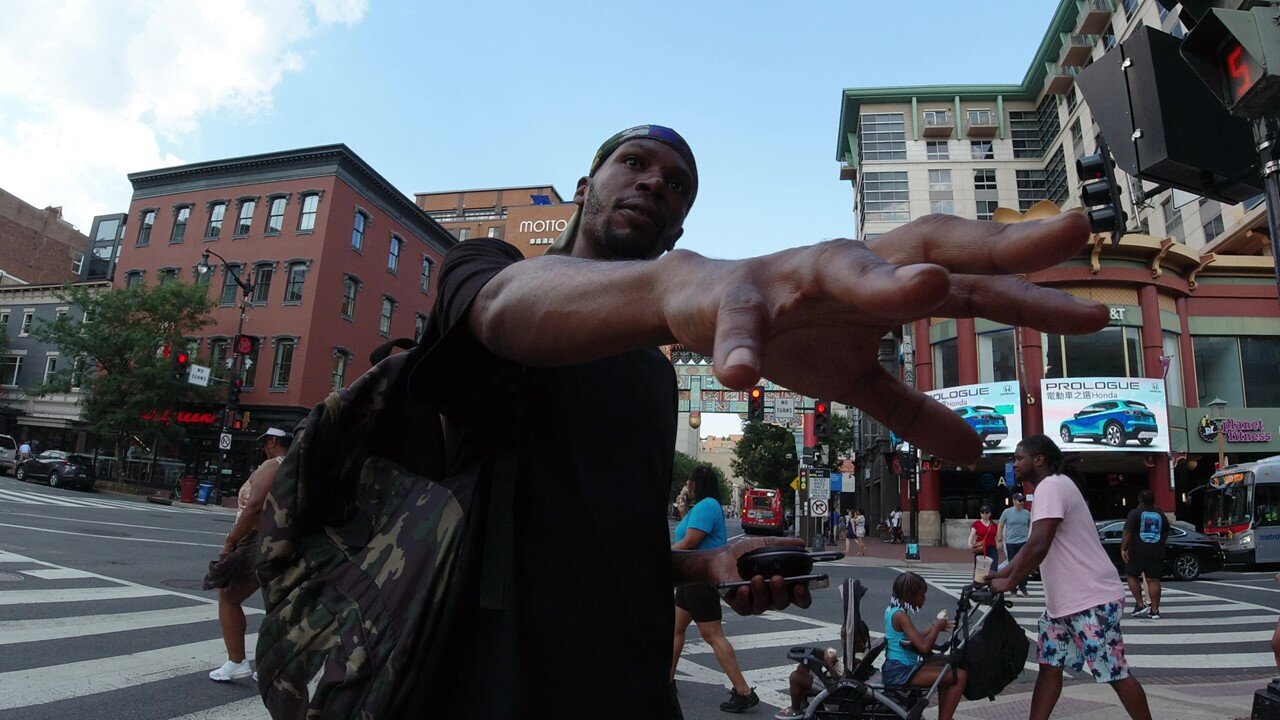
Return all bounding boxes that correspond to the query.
[956,601,1029,701]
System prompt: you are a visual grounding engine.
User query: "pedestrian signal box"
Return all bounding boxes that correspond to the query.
[1182,6,1280,118]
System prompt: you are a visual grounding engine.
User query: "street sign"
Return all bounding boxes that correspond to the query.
[187,364,211,387]
[218,433,232,450]
[810,499,828,517]
[810,474,831,501]
[775,397,795,417]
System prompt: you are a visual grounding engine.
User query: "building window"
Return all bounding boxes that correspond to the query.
[0,311,8,333]
[341,276,359,318]
[209,338,229,377]
[925,141,949,160]
[414,313,427,342]
[242,339,261,388]
[70,356,86,389]
[967,108,993,126]
[1194,336,1244,406]
[220,264,244,306]
[1241,336,1280,406]
[125,271,143,288]
[858,112,907,161]
[1070,120,1085,158]
[72,252,85,275]
[1203,212,1225,242]
[1162,198,1184,241]
[379,296,394,336]
[331,351,350,392]
[458,228,470,241]
[975,200,999,221]
[1016,170,1047,211]
[487,226,500,238]
[927,169,952,191]
[234,199,255,236]
[206,203,226,239]
[922,109,951,126]
[930,200,955,214]
[19,312,33,337]
[933,338,959,390]
[158,267,178,285]
[969,141,994,160]
[284,262,308,302]
[0,356,21,386]
[171,206,191,243]
[1066,86,1080,114]
[42,355,58,384]
[978,329,1018,383]
[1162,332,1184,407]
[973,169,997,190]
[388,235,402,274]
[298,193,319,231]
[1036,94,1061,150]
[137,210,156,246]
[252,264,273,304]
[1122,0,1140,19]
[861,171,909,222]
[1102,22,1117,50]
[1043,327,1144,379]
[271,339,295,389]
[1044,146,1068,206]
[352,211,367,250]
[420,256,433,293]
[1009,111,1042,159]
[266,197,287,234]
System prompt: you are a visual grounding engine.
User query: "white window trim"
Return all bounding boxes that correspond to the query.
[19,310,34,337]
[43,353,58,384]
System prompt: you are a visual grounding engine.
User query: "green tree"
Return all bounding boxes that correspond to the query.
[33,281,217,471]
[731,421,799,493]
[671,451,731,505]
[828,413,856,462]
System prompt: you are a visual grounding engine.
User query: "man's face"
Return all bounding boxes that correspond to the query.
[573,139,693,260]
[1012,447,1038,483]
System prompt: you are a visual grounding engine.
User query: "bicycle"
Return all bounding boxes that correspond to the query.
[876,521,903,544]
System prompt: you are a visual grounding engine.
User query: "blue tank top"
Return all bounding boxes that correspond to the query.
[884,606,921,666]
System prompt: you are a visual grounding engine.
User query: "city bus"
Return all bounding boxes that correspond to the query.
[741,488,786,536]
[1204,454,1280,565]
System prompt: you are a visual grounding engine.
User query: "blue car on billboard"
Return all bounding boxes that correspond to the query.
[954,405,1009,449]
[1059,399,1159,447]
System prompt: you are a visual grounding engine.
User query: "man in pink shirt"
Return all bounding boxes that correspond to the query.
[989,434,1151,720]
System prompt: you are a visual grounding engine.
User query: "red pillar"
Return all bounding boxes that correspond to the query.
[1018,327,1044,437]
[912,320,940,517]
[957,318,978,385]
[1139,286,1175,512]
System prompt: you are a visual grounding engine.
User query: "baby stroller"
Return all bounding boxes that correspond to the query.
[784,579,1028,720]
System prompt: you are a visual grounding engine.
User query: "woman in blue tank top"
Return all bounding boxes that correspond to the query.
[883,572,969,720]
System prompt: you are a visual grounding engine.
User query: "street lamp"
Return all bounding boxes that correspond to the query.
[1208,397,1229,470]
[196,250,254,503]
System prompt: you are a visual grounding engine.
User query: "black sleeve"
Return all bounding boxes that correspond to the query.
[1124,509,1139,537]
[430,238,526,340]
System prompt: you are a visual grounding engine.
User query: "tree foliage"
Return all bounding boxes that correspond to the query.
[828,413,856,461]
[33,281,218,456]
[731,421,799,492]
[671,451,731,505]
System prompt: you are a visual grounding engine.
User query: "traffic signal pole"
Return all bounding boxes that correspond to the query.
[1252,114,1280,309]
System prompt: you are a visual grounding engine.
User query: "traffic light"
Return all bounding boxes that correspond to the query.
[228,376,243,405]
[1077,136,1126,245]
[813,400,830,441]
[1182,5,1280,118]
[747,387,765,423]
[172,348,190,381]
[900,450,918,476]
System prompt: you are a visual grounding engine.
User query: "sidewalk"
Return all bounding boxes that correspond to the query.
[831,537,975,571]
[940,676,1263,719]
[90,481,236,513]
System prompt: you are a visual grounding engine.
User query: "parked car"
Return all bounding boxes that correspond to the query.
[953,405,1009,449]
[1095,519,1225,580]
[1059,399,1159,447]
[0,434,16,475]
[16,450,97,490]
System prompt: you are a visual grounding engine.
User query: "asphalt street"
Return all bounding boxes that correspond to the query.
[1,476,1278,719]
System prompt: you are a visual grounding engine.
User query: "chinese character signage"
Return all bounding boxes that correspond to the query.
[924,381,1023,455]
[1041,377,1169,452]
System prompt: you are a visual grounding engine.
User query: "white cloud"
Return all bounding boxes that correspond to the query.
[0,0,367,231]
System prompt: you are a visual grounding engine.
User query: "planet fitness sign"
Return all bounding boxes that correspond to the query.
[1198,416,1274,443]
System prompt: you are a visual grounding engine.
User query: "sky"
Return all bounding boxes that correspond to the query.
[0,0,1061,437]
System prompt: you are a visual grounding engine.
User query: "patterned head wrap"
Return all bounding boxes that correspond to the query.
[546,125,697,256]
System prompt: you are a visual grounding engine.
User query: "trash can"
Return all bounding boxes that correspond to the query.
[179,475,198,504]
[196,481,215,505]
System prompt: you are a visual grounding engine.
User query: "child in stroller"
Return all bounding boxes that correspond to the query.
[880,572,967,719]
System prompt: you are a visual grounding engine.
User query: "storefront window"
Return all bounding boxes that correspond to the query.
[1193,336,1245,406]
[933,338,958,390]
[1162,332,1183,407]
[1044,327,1142,379]
[1241,336,1280,407]
[977,329,1017,383]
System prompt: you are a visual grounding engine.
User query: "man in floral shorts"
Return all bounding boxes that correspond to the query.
[989,435,1151,720]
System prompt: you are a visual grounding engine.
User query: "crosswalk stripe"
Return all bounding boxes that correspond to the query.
[0,584,167,605]
[0,633,258,709]
[1129,651,1275,669]
[0,521,223,548]
[0,486,200,512]
[0,488,82,506]
[17,568,96,580]
[0,604,263,645]
[170,697,270,720]
[1120,629,1273,643]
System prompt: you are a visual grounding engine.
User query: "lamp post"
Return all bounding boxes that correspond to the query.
[1208,397,1228,470]
[196,250,253,502]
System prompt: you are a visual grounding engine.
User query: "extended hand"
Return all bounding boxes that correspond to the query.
[663,213,1107,463]
[707,536,813,615]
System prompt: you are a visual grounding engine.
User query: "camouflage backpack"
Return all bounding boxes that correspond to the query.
[254,335,517,719]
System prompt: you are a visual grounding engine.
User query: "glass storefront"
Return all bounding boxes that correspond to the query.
[1194,335,1280,407]
[1044,327,1143,379]
[977,329,1017,383]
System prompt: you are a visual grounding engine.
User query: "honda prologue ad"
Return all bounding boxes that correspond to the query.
[925,381,1022,455]
[1041,377,1170,452]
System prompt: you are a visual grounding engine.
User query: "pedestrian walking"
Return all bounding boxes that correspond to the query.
[203,427,290,682]
[849,509,868,557]
[18,440,30,462]
[988,435,1152,720]
[968,505,998,566]
[1122,490,1170,620]
[997,493,1031,596]
[889,507,903,543]
[671,466,758,713]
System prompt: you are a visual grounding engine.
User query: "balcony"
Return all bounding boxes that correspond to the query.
[1059,33,1096,67]
[921,113,954,138]
[964,113,998,138]
[839,160,857,182]
[1076,0,1115,36]
[1044,62,1080,95]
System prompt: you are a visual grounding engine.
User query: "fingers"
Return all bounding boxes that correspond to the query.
[866,212,1092,275]
[726,575,804,615]
[845,365,982,464]
[710,282,769,389]
[934,275,1109,335]
[809,241,951,321]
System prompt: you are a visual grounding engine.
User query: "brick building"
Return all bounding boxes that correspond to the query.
[415,185,576,258]
[121,144,456,489]
[0,188,85,286]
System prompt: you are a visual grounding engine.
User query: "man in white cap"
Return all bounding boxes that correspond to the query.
[206,427,290,682]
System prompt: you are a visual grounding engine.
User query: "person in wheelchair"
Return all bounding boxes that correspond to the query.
[882,572,968,720]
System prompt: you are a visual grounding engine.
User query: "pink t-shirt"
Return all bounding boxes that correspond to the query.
[1031,474,1124,618]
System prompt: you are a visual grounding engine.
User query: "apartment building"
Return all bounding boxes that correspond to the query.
[415,185,576,258]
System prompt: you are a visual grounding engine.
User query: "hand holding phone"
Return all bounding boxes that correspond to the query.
[715,548,843,597]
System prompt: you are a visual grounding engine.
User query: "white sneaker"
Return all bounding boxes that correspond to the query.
[1131,605,1150,617]
[209,659,253,682]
